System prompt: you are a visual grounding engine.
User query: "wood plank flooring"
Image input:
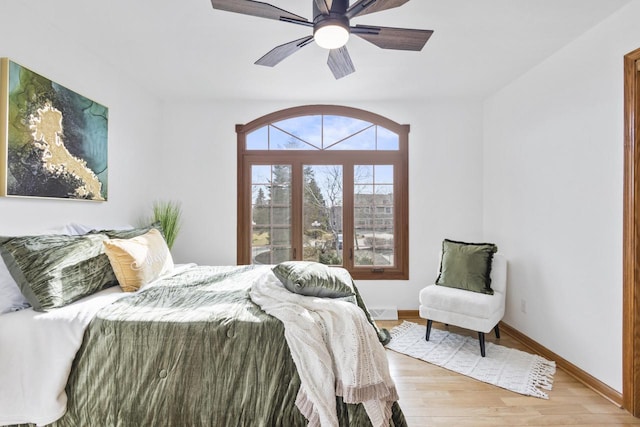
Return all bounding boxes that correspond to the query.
[377,318,640,426]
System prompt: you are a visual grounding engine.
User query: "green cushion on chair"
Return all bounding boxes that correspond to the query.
[435,239,498,295]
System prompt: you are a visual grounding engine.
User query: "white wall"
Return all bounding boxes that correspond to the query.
[0,3,162,235]
[159,98,484,310]
[483,0,640,393]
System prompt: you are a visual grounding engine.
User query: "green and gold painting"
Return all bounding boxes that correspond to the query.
[0,58,108,201]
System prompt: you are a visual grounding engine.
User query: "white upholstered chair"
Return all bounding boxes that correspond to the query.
[418,253,507,357]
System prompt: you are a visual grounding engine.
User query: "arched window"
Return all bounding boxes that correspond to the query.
[237,105,408,280]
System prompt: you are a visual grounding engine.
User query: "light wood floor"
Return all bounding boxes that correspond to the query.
[377,318,640,427]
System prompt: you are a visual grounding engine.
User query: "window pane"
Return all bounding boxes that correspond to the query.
[252,167,272,184]
[252,228,271,264]
[269,165,291,203]
[366,229,394,265]
[327,126,375,151]
[251,165,291,265]
[252,184,269,202]
[247,126,268,150]
[251,185,271,226]
[354,165,374,185]
[271,247,291,264]
[354,165,395,267]
[354,187,374,204]
[323,115,372,148]
[269,126,315,150]
[375,165,394,184]
[302,165,343,265]
[252,227,270,246]
[272,228,290,245]
[376,127,399,150]
[375,185,394,199]
[252,203,270,226]
[272,116,322,148]
[271,207,290,225]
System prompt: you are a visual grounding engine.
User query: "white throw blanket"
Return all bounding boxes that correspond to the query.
[250,270,398,427]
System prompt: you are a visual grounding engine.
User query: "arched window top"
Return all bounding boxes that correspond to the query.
[239,105,408,152]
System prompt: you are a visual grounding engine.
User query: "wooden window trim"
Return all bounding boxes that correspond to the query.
[237,105,409,280]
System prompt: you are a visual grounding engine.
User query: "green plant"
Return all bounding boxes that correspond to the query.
[152,200,182,249]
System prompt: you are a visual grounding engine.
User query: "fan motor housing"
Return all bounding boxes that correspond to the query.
[313,0,349,21]
[313,13,350,36]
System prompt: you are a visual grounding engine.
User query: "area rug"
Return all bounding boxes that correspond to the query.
[386,321,556,399]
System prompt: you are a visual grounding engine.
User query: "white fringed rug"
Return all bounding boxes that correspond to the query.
[386,321,556,399]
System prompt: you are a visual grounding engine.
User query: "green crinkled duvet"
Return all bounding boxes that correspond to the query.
[29,265,406,427]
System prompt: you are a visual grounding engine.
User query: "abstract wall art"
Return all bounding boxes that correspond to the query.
[0,58,108,201]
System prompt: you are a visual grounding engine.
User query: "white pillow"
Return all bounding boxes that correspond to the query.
[0,222,104,315]
[0,259,30,314]
[65,222,95,235]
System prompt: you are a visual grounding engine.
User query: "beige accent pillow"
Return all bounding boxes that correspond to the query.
[103,229,174,292]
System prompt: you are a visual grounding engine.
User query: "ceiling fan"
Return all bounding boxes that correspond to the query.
[210,0,433,79]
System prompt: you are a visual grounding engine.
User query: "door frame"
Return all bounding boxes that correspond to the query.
[623,46,640,417]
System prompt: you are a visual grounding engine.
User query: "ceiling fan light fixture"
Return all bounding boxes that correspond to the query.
[314,21,350,49]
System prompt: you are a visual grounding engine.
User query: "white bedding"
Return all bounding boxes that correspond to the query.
[0,287,126,426]
[0,264,194,426]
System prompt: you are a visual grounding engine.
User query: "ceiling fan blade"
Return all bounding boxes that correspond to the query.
[211,0,308,23]
[314,0,330,15]
[345,0,410,19]
[327,46,355,79]
[255,36,314,67]
[352,25,433,51]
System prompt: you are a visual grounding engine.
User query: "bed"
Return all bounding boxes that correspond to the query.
[0,224,406,427]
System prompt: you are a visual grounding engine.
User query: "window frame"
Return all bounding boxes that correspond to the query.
[237,105,409,280]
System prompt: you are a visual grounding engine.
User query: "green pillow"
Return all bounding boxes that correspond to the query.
[272,261,355,298]
[0,233,118,311]
[435,239,498,295]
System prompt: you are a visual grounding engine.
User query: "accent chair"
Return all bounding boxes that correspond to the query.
[418,253,507,357]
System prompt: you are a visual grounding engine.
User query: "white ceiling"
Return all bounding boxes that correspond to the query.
[19,0,633,102]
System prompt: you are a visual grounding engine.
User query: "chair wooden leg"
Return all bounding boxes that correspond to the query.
[425,320,433,341]
[479,332,486,357]
[494,324,500,339]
